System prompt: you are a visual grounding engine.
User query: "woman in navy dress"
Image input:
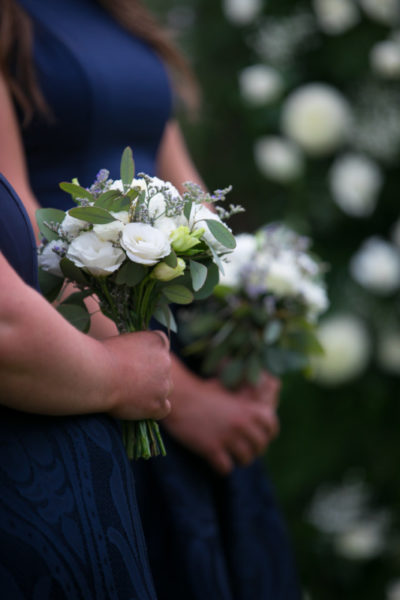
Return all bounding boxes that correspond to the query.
[0,1,301,598]
[0,172,172,599]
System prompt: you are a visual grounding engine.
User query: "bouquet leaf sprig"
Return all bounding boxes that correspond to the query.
[36,147,239,459]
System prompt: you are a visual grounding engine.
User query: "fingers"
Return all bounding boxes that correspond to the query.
[151,329,170,351]
[209,448,234,475]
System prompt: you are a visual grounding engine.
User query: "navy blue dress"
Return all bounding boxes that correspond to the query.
[0,174,157,599]
[14,1,301,597]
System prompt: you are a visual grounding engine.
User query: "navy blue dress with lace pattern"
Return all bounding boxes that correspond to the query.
[11,0,301,597]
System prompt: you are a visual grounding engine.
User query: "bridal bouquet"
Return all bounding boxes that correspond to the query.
[36,147,240,459]
[178,224,329,388]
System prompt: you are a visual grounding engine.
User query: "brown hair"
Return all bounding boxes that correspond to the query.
[0,0,199,123]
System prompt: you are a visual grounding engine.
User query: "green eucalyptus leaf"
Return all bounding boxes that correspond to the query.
[153,303,178,333]
[68,206,115,224]
[204,219,236,249]
[120,146,135,188]
[57,303,91,333]
[263,347,309,375]
[162,285,193,305]
[194,262,219,300]
[59,182,94,202]
[38,268,64,302]
[60,257,89,285]
[246,354,262,386]
[115,261,147,286]
[220,359,245,389]
[164,250,178,268]
[183,200,193,221]
[95,190,123,209]
[264,320,283,345]
[189,260,208,292]
[36,208,65,241]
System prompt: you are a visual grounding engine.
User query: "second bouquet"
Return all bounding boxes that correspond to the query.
[36,147,239,459]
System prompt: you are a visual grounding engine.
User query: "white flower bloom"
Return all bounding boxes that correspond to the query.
[359,0,400,26]
[377,330,400,375]
[265,255,303,297]
[92,211,130,242]
[313,0,360,34]
[334,517,388,560]
[329,153,383,217]
[281,83,352,155]
[189,203,230,253]
[387,579,400,600]
[350,237,400,295]
[60,213,89,240]
[299,280,329,316]
[222,0,262,25]
[120,223,171,266]
[38,239,68,277]
[370,40,400,79]
[312,314,371,385]
[67,231,125,276]
[220,233,257,287]
[109,177,146,193]
[254,136,304,183]
[239,64,284,105]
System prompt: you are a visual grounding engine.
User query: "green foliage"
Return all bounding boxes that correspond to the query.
[120,146,135,189]
[36,208,65,241]
[68,206,115,224]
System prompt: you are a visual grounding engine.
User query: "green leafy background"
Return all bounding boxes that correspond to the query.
[147,1,400,598]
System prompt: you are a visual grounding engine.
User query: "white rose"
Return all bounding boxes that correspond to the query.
[281,83,352,155]
[329,153,383,217]
[350,237,400,295]
[38,239,68,276]
[265,256,302,297]
[254,136,304,183]
[189,204,230,253]
[220,233,256,287]
[299,280,329,316]
[93,211,129,242]
[120,222,171,265]
[67,231,125,276]
[60,213,89,240]
[313,0,360,35]
[377,330,400,375]
[312,314,371,385]
[334,518,387,560]
[109,177,146,193]
[370,40,400,79]
[153,214,188,238]
[222,0,262,25]
[359,0,400,25]
[239,65,283,106]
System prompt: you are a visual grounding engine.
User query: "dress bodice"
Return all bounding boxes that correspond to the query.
[16,0,172,210]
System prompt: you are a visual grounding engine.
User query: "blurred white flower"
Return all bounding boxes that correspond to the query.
[387,579,400,600]
[329,153,383,217]
[239,64,284,105]
[334,516,388,560]
[38,239,68,277]
[254,136,304,183]
[313,0,360,35]
[308,479,371,535]
[222,0,262,25]
[281,83,352,155]
[312,314,371,385]
[298,281,329,316]
[220,233,257,287]
[350,237,400,295]
[377,330,400,375]
[370,40,400,79]
[264,254,303,297]
[359,0,400,26]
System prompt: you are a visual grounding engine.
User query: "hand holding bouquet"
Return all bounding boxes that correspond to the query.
[178,224,329,388]
[36,147,240,458]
